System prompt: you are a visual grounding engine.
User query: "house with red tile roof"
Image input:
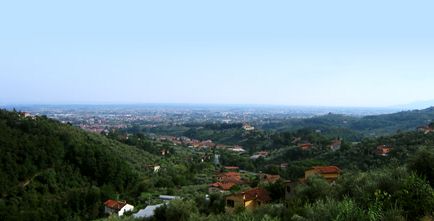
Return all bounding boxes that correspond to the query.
[298,143,313,150]
[104,199,134,216]
[208,182,236,192]
[225,188,271,213]
[304,166,341,182]
[217,172,243,184]
[376,145,392,156]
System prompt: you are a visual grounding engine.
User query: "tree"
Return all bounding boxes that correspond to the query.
[394,174,434,219]
[165,199,198,221]
[408,148,434,186]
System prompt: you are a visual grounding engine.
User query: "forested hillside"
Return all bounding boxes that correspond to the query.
[0,109,156,220]
[261,107,434,139]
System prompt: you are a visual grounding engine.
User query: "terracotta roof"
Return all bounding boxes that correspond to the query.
[310,166,341,174]
[217,172,243,184]
[209,182,236,190]
[299,143,313,150]
[376,145,392,155]
[242,188,271,202]
[104,199,127,210]
[298,143,312,147]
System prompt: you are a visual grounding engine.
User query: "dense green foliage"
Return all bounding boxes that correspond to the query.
[262,107,434,139]
[2,108,434,220]
[0,110,157,220]
[112,166,434,221]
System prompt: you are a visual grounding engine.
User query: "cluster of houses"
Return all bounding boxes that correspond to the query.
[222,165,342,213]
[293,137,393,157]
[103,163,344,218]
[207,166,282,212]
[292,137,343,152]
[156,135,214,148]
[102,127,419,218]
[103,138,399,218]
[154,135,249,153]
[209,166,244,192]
[104,195,180,219]
[210,164,342,213]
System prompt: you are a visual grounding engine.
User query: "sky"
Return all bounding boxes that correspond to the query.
[1,0,434,107]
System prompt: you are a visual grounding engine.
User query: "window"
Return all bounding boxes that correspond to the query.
[227,200,235,208]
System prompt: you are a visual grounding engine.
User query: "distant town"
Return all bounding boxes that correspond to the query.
[8,104,398,134]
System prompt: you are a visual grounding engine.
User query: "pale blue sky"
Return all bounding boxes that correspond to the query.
[1,0,434,107]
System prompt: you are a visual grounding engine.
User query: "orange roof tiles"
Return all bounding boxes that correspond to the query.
[209,182,236,190]
[310,166,341,174]
[104,199,126,210]
[298,143,313,150]
[376,145,392,155]
[242,188,271,202]
[217,172,243,184]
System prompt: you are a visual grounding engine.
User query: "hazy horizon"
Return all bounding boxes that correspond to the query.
[3,99,434,110]
[2,1,434,107]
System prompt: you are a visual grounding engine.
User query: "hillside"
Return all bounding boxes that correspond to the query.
[261,107,434,139]
[0,109,157,220]
[352,107,434,135]
[2,108,434,221]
